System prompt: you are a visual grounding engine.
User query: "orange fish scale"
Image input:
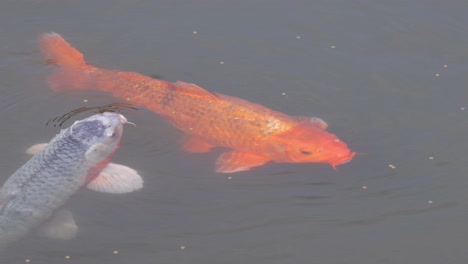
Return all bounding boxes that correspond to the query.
[85,67,297,150]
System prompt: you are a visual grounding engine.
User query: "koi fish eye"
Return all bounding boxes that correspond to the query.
[300,149,312,155]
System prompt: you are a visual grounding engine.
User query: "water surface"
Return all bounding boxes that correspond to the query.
[1,1,467,263]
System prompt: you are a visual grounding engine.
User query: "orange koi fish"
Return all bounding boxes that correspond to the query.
[39,32,355,173]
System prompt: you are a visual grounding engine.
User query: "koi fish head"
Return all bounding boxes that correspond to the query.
[264,123,355,168]
[68,112,129,163]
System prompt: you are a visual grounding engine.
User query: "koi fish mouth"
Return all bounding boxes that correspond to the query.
[330,152,356,169]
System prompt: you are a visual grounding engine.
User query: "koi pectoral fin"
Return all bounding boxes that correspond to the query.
[180,135,215,153]
[25,143,48,155]
[37,209,77,240]
[296,116,328,130]
[87,163,143,193]
[215,151,270,173]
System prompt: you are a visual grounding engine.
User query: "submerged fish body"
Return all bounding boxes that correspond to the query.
[40,32,355,173]
[0,112,142,246]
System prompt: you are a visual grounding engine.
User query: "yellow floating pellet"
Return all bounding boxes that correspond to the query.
[113,250,119,254]
[388,164,396,169]
[428,200,433,204]
[435,73,440,77]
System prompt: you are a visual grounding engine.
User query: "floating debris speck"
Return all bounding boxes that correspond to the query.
[296,36,301,39]
[113,250,119,254]
[435,73,440,77]
[388,164,396,169]
[193,31,198,35]
[83,99,88,103]
[461,107,465,111]
[282,92,286,96]
[65,255,71,260]
[428,200,433,204]
[219,61,224,65]
[25,259,31,263]
[180,246,186,250]
[443,64,448,68]
[228,176,232,180]
[330,45,336,49]
[362,185,368,190]
[428,156,434,160]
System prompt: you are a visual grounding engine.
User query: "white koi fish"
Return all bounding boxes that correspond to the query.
[0,112,142,246]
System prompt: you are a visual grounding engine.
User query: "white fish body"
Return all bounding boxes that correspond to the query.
[0,112,142,246]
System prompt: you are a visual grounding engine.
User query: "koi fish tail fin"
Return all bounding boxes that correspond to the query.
[39,32,87,67]
[47,69,94,91]
[40,32,96,91]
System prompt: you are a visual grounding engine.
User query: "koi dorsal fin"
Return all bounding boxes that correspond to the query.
[174,81,220,101]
